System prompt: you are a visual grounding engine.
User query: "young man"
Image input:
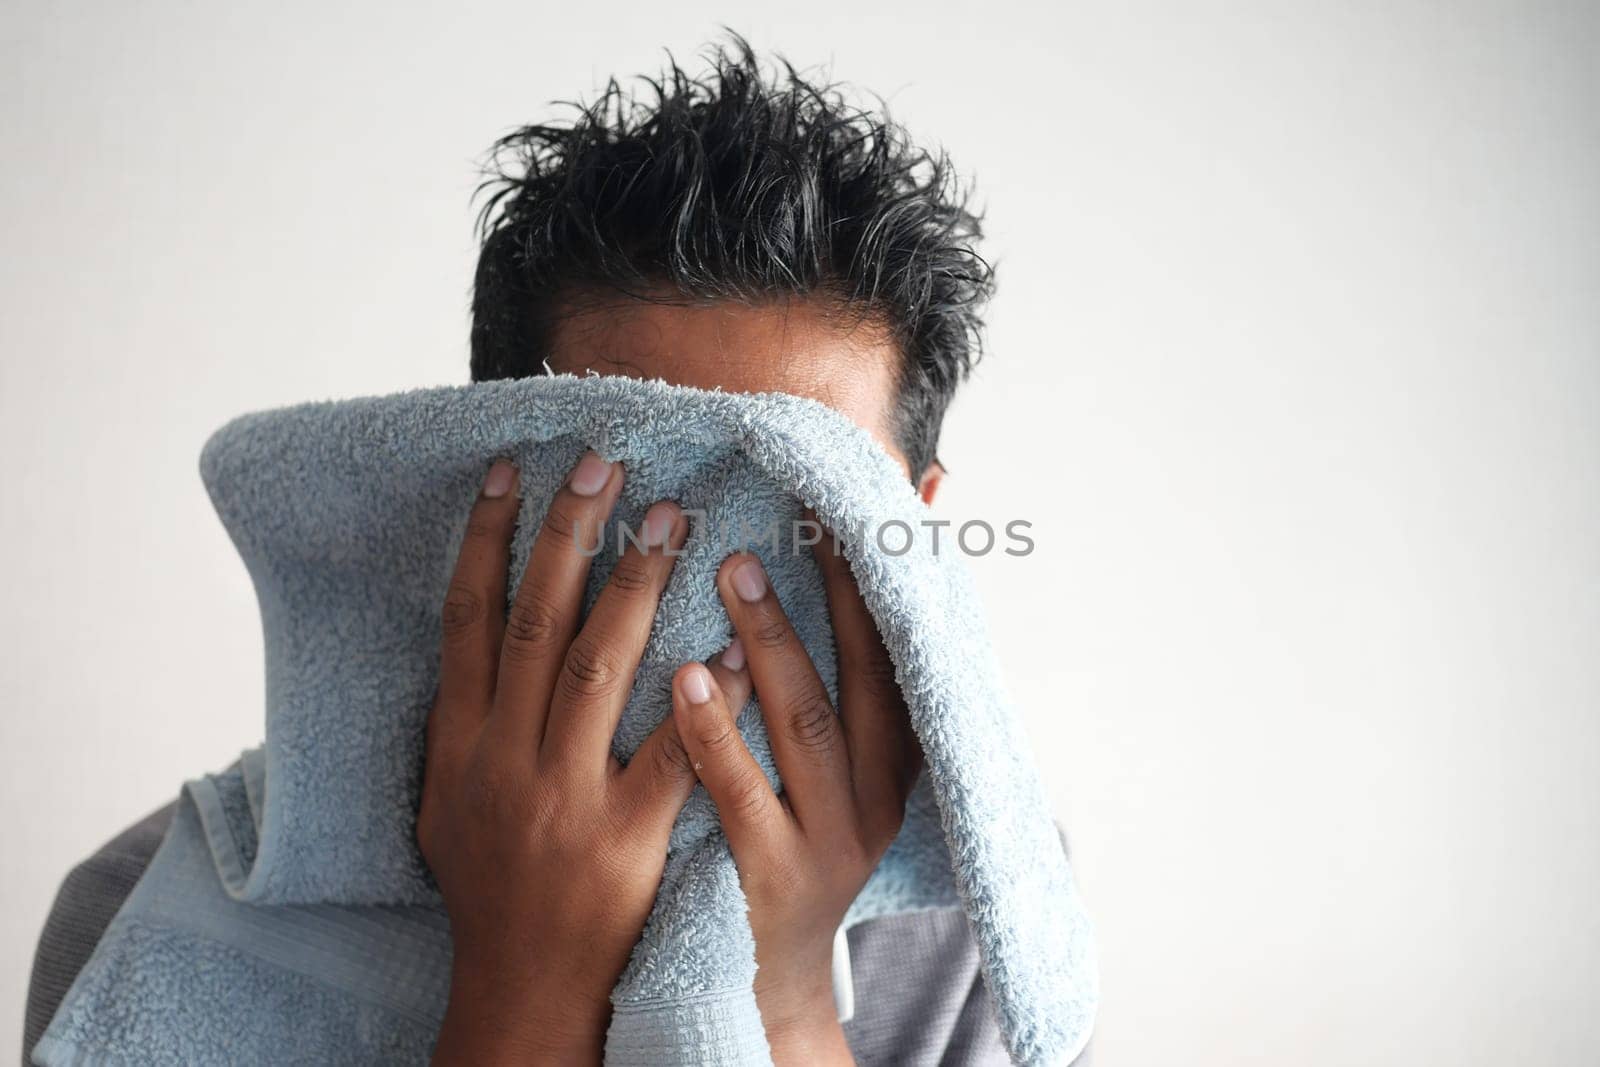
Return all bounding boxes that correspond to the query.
[27,40,1088,1065]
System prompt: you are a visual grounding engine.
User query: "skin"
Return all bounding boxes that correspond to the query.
[421,293,940,1065]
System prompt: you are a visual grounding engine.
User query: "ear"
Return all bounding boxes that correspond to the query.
[916,460,946,506]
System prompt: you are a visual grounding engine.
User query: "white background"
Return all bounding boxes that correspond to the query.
[3,2,1596,1063]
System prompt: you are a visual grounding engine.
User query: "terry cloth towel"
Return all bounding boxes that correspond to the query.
[34,374,1097,1066]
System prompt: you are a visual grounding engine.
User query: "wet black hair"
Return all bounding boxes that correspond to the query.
[469,34,995,475]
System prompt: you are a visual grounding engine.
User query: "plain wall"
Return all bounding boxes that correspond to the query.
[2,1,1596,1062]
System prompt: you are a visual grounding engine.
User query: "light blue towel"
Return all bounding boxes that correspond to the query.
[35,374,1096,1066]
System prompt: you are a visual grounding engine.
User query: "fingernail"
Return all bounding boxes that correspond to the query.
[721,637,746,672]
[568,452,613,496]
[730,558,767,602]
[682,665,712,705]
[482,460,516,499]
[640,502,681,548]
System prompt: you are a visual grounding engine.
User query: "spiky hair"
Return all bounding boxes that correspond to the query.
[469,35,995,475]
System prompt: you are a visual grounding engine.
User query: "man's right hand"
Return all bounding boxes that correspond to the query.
[419,453,700,1065]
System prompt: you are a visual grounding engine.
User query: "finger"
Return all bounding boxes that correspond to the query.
[707,637,753,718]
[489,451,621,750]
[436,460,520,712]
[812,529,922,843]
[716,552,852,834]
[616,638,750,827]
[671,663,790,862]
[615,714,698,842]
[606,637,749,773]
[541,501,689,773]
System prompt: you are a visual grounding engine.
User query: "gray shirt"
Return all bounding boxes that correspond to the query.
[25,807,1090,1065]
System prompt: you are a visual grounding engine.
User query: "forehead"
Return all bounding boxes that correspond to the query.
[544,292,907,471]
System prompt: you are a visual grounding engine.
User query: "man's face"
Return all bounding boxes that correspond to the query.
[545,292,939,499]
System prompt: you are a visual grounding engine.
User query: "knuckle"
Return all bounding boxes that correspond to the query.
[559,637,622,701]
[463,516,498,542]
[607,557,654,596]
[695,714,740,753]
[539,496,587,549]
[649,731,695,781]
[440,583,486,638]
[784,693,840,753]
[724,769,773,822]
[855,656,903,705]
[503,592,562,658]
[751,615,791,651]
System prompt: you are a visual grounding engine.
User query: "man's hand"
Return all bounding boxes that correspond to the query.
[673,538,923,1067]
[419,454,697,1065]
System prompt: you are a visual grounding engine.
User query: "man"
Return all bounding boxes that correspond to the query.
[27,38,1087,1065]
